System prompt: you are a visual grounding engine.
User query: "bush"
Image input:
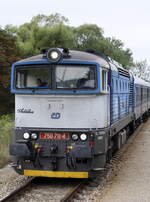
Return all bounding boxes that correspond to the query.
[0,114,14,168]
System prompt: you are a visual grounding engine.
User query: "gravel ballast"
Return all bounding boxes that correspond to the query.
[94,119,150,202]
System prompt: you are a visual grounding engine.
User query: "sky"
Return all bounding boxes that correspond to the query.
[0,0,150,64]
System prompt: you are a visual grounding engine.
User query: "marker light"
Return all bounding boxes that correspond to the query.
[80,133,87,141]
[72,134,78,141]
[31,133,38,140]
[47,48,62,62]
[23,132,30,140]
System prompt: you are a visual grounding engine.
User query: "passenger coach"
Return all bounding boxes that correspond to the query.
[10,48,150,178]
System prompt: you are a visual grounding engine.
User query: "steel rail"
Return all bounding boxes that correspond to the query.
[0,177,34,202]
[60,180,87,202]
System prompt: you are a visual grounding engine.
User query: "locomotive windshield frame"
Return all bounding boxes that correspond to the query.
[15,64,97,90]
[11,60,102,94]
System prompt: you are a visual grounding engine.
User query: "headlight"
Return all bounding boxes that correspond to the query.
[80,133,87,141]
[72,134,78,141]
[50,51,59,60]
[23,132,30,140]
[47,48,62,62]
[31,133,38,140]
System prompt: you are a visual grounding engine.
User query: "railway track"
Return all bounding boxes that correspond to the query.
[60,180,87,202]
[0,176,86,202]
[0,177,34,202]
[0,123,145,202]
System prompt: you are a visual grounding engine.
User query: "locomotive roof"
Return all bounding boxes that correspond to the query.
[17,50,109,67]
[16,49,127,73]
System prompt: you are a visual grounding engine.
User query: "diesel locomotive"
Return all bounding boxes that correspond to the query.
[10,48,150,178]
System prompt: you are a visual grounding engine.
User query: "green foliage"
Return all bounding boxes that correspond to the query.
[74,24,104,50]
[95,37,133,67]
[5,14,73,57]
[4,13,134,67]
[0,28,20,115]
[0,29,19,86]
[35,24,75,52]
[0,114,14,168]
[31,13,69,26]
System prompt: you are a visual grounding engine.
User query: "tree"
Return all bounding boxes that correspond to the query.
[31,13,69,27]
[0,29,19,115]
[35,24,75,51]
[5,14,72,57]
[131,60,150,81]
[4,13,134,67]
[74,24,104,50]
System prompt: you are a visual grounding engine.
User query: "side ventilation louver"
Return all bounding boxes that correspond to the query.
[118,68,130,78]
[129,82,134,107]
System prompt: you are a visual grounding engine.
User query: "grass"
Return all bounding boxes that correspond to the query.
[0,114,14,168]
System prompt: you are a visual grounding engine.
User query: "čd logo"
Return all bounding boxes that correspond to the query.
[51,112,61,119]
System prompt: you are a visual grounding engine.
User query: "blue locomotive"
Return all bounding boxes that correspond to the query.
[10,48,150,178]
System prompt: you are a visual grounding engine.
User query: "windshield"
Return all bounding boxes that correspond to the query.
[15,65,96,90]
[56,65,95,89]
[16,66,51,89]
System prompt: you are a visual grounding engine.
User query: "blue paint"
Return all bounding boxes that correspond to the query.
[110,69,133,124]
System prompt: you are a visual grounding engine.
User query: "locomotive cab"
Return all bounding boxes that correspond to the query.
[10,48,114,178]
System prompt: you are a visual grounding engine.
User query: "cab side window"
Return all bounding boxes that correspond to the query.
[101,69,108,92]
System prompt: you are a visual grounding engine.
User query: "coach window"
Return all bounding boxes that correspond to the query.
[101,69,108,92]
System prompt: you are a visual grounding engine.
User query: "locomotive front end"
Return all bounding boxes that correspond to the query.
[10,48,110,178]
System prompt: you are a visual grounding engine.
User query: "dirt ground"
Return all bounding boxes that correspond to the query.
[95,119,150,202]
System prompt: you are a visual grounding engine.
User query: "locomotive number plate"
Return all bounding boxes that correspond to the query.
[39,132,69,140]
